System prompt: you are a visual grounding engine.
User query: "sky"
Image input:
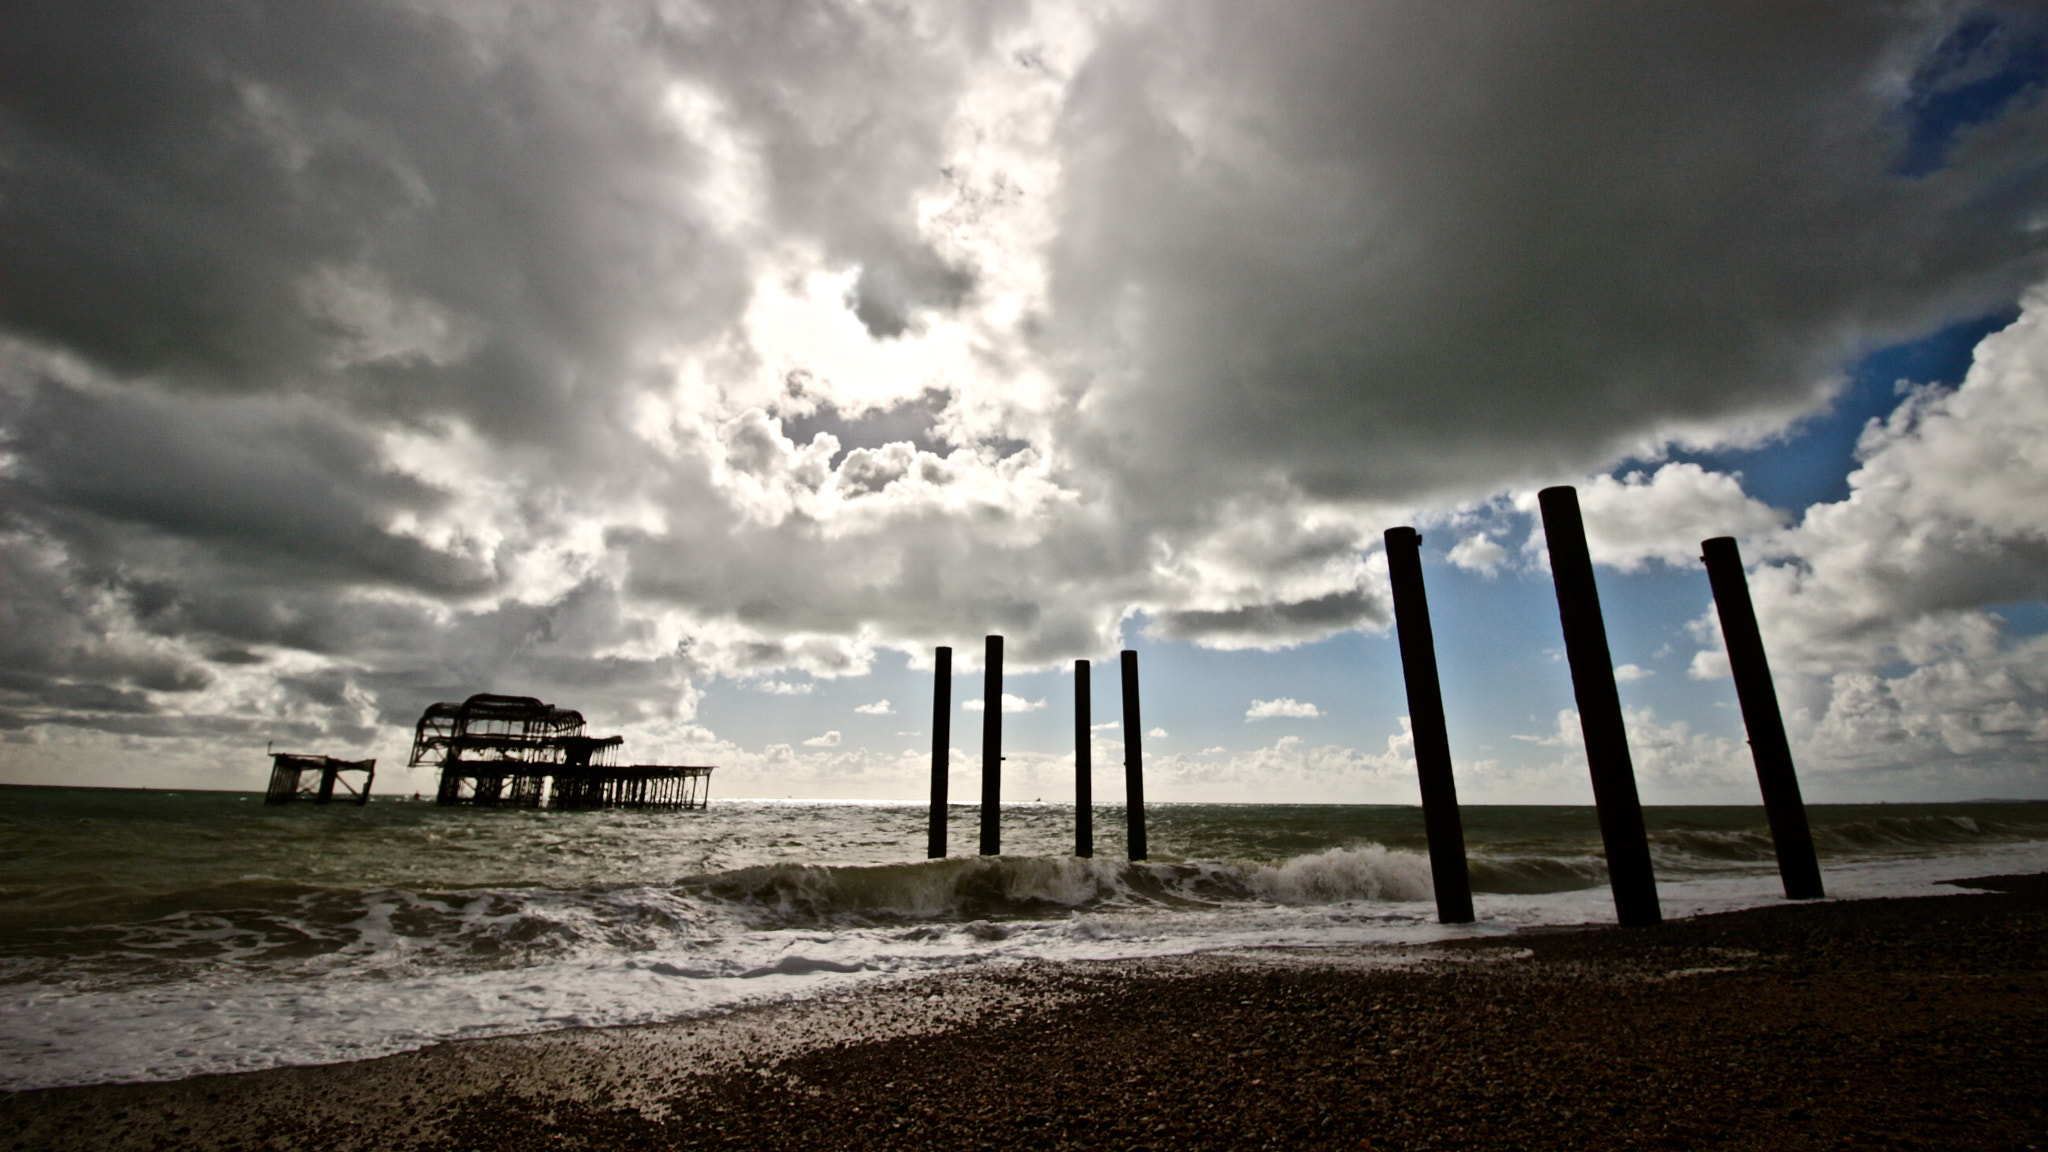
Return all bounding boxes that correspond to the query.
[3,1,2047,806]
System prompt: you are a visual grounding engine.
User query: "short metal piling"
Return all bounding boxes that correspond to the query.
[1121,649,1147,861]
[1383,527,1475,924]
[1539,485,1662,927]
[1701,536,1825,900]
[929,646,951,859]
[1075,659,1094,859]
[980,635,1003,856]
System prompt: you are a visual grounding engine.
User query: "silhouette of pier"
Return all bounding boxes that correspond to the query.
[409,693,711,810]
[264,753,375,805]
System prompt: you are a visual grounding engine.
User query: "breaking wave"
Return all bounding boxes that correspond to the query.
[1651,813,2034,868]
[1810,813,2031,852]
[12,813,2041,993]
[685,843,1438,927]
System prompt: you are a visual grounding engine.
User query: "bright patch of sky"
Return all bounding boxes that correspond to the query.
[1661,311,2021,514]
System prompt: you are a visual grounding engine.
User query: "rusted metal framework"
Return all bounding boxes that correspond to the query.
[265,753,375,806]
[550,765,712,809]
[408,693,711,810]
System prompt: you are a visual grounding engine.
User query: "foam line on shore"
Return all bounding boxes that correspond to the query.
[5,875,2044,1152]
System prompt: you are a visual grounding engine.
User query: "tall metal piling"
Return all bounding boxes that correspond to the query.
[980,635,1003,856]
[1538,485,1662,927]
[1075,659,1094,858]
[1121,649,1147,861]
[1701,536,1825,899]
[929,646,951,859]
[1383,527,1475,924]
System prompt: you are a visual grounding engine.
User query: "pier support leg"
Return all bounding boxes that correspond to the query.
[929,646,951,859]
[1539,486,1661,927]
[1121,649,1147,861]
[265,757,299,805]
[980,635,1003,857]
[1075,659,1093,859]
[1384,527,1475,924]
[1701,537,1825,899]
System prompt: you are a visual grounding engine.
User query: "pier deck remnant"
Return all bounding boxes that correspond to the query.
[265,753,375,805]
[409,693,712,810]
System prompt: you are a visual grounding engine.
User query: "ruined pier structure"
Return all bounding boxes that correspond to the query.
[265,753,375,805]
[410,693,712,810]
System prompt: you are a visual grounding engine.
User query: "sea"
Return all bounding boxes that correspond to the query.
[4,785,2046,1092]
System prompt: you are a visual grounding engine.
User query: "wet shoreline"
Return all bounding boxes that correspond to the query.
[5,874,2045,1151]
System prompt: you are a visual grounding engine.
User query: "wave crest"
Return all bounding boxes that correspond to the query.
[685,845,1440,925]
[1810,814,2025,852]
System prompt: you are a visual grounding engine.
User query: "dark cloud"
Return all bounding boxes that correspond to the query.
[848,257,977,339]
[1,1,2044,784]
[1050,3,2048,507]
[7,374,487,594]
[0,0,754,446]
[1152,589,1384,647]
[780,389,954,459]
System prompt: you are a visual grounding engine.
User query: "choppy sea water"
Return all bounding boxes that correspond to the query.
[3,785,2045,1090]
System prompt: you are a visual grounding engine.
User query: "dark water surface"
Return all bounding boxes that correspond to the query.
[4,785,2043,1090]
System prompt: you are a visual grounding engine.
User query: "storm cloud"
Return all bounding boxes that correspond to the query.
[2,0,2044,790]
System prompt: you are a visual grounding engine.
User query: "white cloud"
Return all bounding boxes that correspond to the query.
[1446,533,1507,575]
[1614,663,1652,683]
[1145,729,1418,803]
[1247,698,1321,721]
[1147,726,1167,739]
[1512,711,1583,749]
[802,730,843,748]
[1689,650,1732,682]
[1694,286,2048,783]
[961,694,1045,713]
[757,680,815,696]
[1751,290,2048,673]
[1508,707,1751,802]
[1514,463,1785,574]
[854,699,894,715]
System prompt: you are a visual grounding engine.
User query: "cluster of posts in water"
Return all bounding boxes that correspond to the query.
[930,484,1825,928]
[926,642,1149,863]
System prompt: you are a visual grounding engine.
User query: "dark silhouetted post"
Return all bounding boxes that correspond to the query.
[1075,659,1093,858]
[1701,537,1825,899]
[1383,527,1475,924]
[1121,649,1147,861]
[1539,486,1662,927]
[980,635,1003,856]
[929,646,951,859]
